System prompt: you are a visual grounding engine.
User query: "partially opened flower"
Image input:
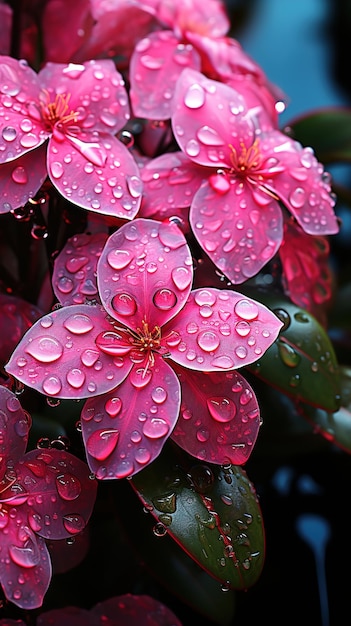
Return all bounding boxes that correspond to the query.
[0,56,142,217]
[6,218,283,479]
[0,385,97,609]
[142,68,339,284]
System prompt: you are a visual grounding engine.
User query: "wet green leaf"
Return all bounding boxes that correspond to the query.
[288,108,351,163]
[243,289,341,412]
[298,366,351,453]
[131,442,265,591]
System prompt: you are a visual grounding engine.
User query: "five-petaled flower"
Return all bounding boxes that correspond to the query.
[6,218,283,480]
[141,68,339,284]
[0,56,142,217]
[0,385,97,609]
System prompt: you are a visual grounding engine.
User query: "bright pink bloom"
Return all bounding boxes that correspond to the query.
[0,56,142,218]
[0,385,97,609]
[6,219,283,478]
[142,68,339,284]
[129,0,230,119]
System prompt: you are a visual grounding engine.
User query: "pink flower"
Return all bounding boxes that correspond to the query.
[0,56,142,217]
[142,68,339,284]
[129,0,229,119]
[0,385,97,609]
[6,218,283,478]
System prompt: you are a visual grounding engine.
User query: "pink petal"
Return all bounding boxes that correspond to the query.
[171,367,260,465]
[42,0,94,63]
[140,151,206,220]
[97,218,193,331]
[190,179,283,283]
[0,293,43,366]
[0,144,47,213]
[47,132,142,218]
[0,386,30,479]
[172,68,251,167]
[162,287,283,370]
[81,355,180,479]
[39,59,130,135]
[259,130,339,235]
[52,232,108,306]
[90,594,183,625]
[130,31,201,119]
[279,220,333,324]
[16,448,97,540]
[5,304,133,399]
[0,57,49,164]
[157,0,229,36]
[0,509,51,609]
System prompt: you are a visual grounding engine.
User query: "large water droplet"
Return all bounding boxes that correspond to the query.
[196,125,225,146]
[234,299,259,321]
[63,513,85,534]
[112,292,137,316]
[197,330,220,352]
[9,535,40,568]
[107,248,133,270]
[105,396,122,417]
[25,336,63,363]
[130,367,152,389]
[66,368,86,389]
[56,473,82,500]
[11,166,28,184]
[278,341,301,367]
[63,313,94,334]
[171,266,192,290]
[184,83,205,109]
[86,428,120,460]
[207,397,236,422]
[143,418,169,439]
[153,288,177,311]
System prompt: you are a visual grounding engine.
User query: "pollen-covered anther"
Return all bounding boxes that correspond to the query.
[39,89,79,128]
[229,138,263,175]
[132,320,161,354]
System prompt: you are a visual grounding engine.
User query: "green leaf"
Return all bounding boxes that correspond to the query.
[131,442,265,591]
[242,289,341,412]
[298,366,351,453]
[287,107,351,163]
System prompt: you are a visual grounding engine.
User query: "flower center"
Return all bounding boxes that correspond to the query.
[39,89,79,130]
[96,319,163,368]
[130,320,162,357]
[229,138,263,177]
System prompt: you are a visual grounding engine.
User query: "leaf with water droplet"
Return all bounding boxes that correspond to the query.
[132,442,265,590]
[243,289,341,412]
[288,107,351,164]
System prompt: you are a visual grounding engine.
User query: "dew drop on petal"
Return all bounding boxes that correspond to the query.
[112,292,137,316]
[211,355,234,369]
[2,126,17,142]
[56,473,82,500]
[42,375,62,395]
[135,447,151,465]
[235,321,251,337]
[11,166,28,184]
[105,396,122,417]
[107,248,133,270]
[25,336,63,363]
[153,288,177,311]
[86,428,120,461]
[126,174,143,198]
[63,513,86,535]
[184,83,205,109]
[171,266,192,290]
[9,539,40,568]
[50,161,64,179]
[197,330,220,352]
[234,299,259,321]
[66,368,86,389]
[196,125,225,146]
[130,367,152,389]
[143,418,169,439]
[151,386,168,404]
[63,313,94,334]
[81,349,100,367]
[207,396,237,422]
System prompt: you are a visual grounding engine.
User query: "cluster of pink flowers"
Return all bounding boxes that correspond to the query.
[0,0,340,618]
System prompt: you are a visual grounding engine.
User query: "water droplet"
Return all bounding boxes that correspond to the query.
[107,248,133,270]
[112,292,137,316]
[63,513,85,534]
[105,396,122,417]
[50,161,64,179]
[185,138,200,157]
[190,464,214,493]
[152,493,176,513]
[9,535,40,568]
[278,340,301,367]
[153,522,167,537]
[56,473,81,500]
[66,368,86,389]
[143,418,169,439]
[63,313,94,334]
[197,125,225,146]
[171,266,192,290]
[151,386,168,404]
[207,397,236,422]
[81,349,100,367]
[289,186,306,209]
[11,166,28,184]
[211,355,234,369]
[86,428,120,460]
[184,83,205,109]
[153,288,177,311]
[273,308,291,331]
[2,126,17,142]
[235,321,251,337]
[25,336,63,363]
[234,299,259,321]
[126,174,142,198]
[42,375,62,395]
[197,330,220,352]
[130,367,152,389]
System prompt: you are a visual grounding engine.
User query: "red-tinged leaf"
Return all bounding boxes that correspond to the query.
[243,289,341,412]
[171,367,260,465]
[52,231,108,306]
[81,355,180,479]
[16,448,97,540]
[5,304,132,399]
[131,442,265,591]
